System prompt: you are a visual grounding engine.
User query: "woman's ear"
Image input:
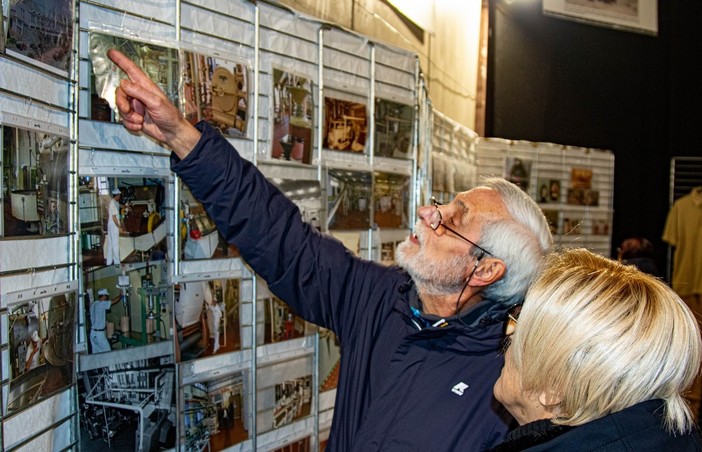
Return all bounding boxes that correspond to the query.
[538,390,563,408]
[470,258,506,286]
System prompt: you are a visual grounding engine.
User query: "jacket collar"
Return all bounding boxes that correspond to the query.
[399,278,514,329]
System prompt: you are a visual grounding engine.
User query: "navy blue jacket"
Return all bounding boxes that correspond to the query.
[491,399,702,451]
[172,122,514,451]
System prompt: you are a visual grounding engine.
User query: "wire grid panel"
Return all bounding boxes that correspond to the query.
[476,138,614,256]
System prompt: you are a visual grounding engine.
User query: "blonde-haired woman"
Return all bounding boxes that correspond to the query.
[491,248,702,451]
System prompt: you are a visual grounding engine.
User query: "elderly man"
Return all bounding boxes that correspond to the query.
[107,49,552,451]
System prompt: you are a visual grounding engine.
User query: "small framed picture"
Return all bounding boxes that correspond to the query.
[543,0,658,36]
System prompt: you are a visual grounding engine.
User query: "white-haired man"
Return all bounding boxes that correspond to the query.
[106,48,553,451]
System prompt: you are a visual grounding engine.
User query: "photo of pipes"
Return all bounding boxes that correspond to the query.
[6,291,75,416]
[174,278,241,362]
[2,125,69,238]
[78,353,177,451]
[181,50,249,138]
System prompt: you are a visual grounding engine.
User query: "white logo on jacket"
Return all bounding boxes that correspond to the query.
[451,382,469,396]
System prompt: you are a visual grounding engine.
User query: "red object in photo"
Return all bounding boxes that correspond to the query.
[190,229,202,240]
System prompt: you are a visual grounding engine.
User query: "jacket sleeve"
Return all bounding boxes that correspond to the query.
[171,122,402,341]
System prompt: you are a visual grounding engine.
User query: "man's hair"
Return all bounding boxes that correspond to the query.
[477,177,553,306]
[511,248,701,434]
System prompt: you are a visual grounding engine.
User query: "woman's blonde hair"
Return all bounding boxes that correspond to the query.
[510,248,702,433]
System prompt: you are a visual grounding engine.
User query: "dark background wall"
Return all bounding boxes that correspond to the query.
[485,0,701,278]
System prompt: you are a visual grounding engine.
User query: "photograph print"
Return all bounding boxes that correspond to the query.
[6,0,73,73]
[174,278,242,363]
[82,260,172,354]
[504,156,532,192]
[89,32,179,123]
[181,50,249,138]
[268,177,323,230]
[323,97,367,153]
[78,353,176,451]
[325,168,372,230]
[2,125,69,238]
[261,295,308,345]
[182,371,249,451]
[6,290,75,416]
[79,175,167,268]
[373,171,410,229]
[273,375,312,429]
[374,98,414,159]
[543,0,658,36]
[271,67,313,163]
[180,181,237,260]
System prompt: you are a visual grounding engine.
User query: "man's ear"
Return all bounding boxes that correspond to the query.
[470,258,506,286]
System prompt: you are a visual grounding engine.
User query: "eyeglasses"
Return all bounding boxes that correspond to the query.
[428,197,494,257]
[501,304,522,349]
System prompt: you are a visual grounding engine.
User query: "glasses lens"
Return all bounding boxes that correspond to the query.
[503,304,521,337]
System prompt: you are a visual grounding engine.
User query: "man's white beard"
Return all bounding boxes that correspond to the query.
[396,227,470,297]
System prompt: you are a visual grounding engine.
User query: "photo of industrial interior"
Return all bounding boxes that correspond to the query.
[0,0,700,451]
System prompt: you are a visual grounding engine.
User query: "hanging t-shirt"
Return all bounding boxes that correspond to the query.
[662,187,702,297]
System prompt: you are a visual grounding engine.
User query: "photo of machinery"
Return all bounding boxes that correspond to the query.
[89,32,179,122]
[2,125,69,238]
[325,168,372,230]
[78,352,177,451]
[374,98,414,159]
[181,50,249,138]
[174,278,241,362]
[79,176,168,268]
[272,375,312,429]
[271,67,313,163]
[181,371,248,451]
[83,260,172,353]
[323,97,367,153]
[6,291,75,416]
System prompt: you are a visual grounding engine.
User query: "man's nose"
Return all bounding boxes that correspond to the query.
[417,204,434,226]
